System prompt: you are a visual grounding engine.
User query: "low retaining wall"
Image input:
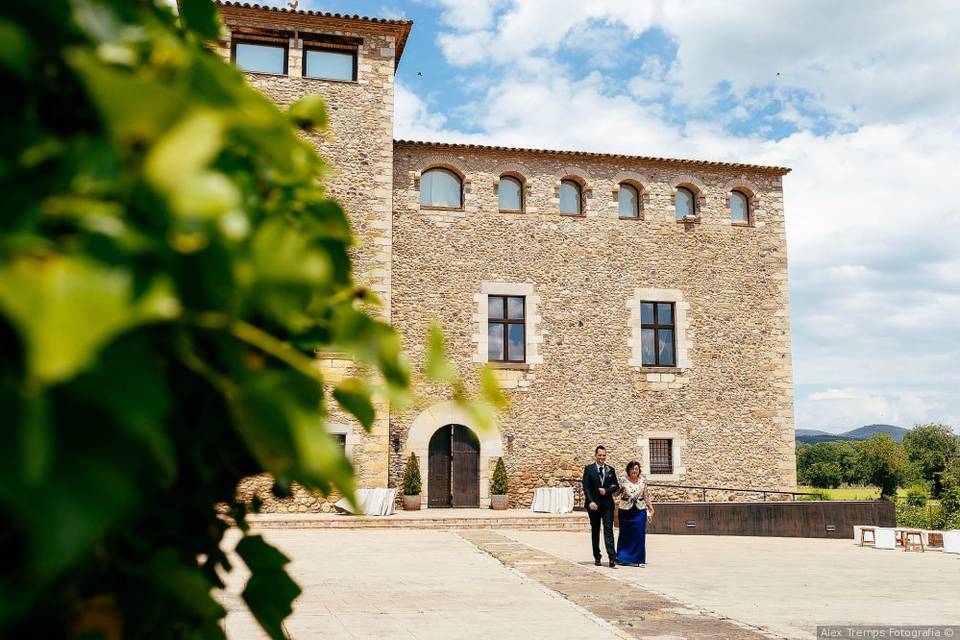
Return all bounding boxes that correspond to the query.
[646,500,895,539]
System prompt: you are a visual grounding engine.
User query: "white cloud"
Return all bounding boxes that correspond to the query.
[396,1,960,431]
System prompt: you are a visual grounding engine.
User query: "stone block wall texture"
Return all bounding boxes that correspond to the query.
[218,5,403,509]
[389,143,796,508]
[218,5,796,512]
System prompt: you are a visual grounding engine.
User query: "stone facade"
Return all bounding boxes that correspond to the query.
[218,3,796,512]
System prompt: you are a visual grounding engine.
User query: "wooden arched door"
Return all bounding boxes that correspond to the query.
[427,424,479,508]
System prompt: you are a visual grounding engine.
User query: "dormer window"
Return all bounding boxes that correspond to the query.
[233,41,287,75]
[305,47,357,81]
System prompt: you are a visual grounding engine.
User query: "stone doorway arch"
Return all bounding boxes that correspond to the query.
[406,402,503,508]
[428,424,480,508]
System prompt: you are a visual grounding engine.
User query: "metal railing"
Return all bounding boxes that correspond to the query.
[557,478,824,508]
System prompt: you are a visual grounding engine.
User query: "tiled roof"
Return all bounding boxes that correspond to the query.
[216,1,413,66]
[394,140,791,175]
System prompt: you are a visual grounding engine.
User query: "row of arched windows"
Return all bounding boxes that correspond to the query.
[419,168,753,223]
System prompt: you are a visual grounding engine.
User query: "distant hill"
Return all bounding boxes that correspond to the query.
[796,424,908,445]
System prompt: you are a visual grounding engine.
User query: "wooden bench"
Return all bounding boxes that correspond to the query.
[859,526,876,546]
[901,530,925,552]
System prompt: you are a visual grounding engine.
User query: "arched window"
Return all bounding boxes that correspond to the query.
[730,190,749,224]
[559,180,582,215]
[675,187,696,220]
[618,183,640,218]
[499,176,523,212]
[419,168,462,208]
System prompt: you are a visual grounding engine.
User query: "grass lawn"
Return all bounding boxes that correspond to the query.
[798,485,882,500]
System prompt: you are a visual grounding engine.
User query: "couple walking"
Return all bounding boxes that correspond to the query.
[582,445,655,568]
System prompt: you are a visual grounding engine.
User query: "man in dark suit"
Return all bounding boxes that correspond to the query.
[582,444,619,567]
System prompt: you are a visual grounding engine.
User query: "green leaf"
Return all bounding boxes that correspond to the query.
[68,336,175,481]
[0,18,31,78]
[66,49,185,144]
[236,536,301,640]
[424,322,457,383]
[0,256,180,384]
[177,0,221,40]
[287,95,328,130]
[480,364,509,410]
[332,378,375,430]
[148,548,227,620]
[232,370,354,499]
[145,109,225,193]
[19,391,50,484]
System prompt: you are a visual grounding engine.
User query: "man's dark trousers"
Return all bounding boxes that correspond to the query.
[588,506,616,562]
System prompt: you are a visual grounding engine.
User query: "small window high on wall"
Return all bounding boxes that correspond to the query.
[305,48,356,81]
[649,438,673,474]
[419,168,462,208]
[618,183,640,218]
[234,41,287,75]
[675,187,696,220]
[559,180,582,215]
[499,176,523,211]
[730,190,750,224]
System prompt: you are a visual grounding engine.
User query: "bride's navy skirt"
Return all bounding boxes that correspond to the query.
[616,506,647,564]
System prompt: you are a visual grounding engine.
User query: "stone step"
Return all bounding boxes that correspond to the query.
[250,515,590,530]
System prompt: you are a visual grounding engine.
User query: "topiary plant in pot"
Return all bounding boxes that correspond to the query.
[490,457,509,509]
[402,452,422,510]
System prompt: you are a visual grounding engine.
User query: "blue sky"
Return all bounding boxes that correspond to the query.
[274,0,960,433]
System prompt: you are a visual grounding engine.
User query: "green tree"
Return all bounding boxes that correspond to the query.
[902,423,959,495]
[490,457,509,495]
[402,453,422,496]
[805,461,843,489]
[857,435,912,499]
[0,1,501,637]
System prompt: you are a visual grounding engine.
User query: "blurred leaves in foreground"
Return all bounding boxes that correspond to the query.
[0,0,503,637]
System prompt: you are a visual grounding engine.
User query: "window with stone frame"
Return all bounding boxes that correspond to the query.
[332,433,346,451]
[730,189,750,225]
[419,168,463,209]
[640,302,676,367]
[233,40,288,75]
[487,295,525,362]
[674,186,697,220]
[498,175,523,212]
[559,180,583,215]
[618,183,641,218]
[649,438,673,474]
[304,47,357,81]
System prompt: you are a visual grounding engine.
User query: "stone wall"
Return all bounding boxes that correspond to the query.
[218,6,401,507]
[389,143,796,508]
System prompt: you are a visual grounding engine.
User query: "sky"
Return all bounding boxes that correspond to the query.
[271,0,959,433]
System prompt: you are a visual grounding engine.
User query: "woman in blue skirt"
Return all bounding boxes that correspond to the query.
[616,461,654,567]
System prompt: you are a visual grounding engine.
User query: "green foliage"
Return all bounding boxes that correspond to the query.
[796,440,862,486]
[904,484,929,508]
[896,502,939,529]
[858,435,912,498]
[902,423,959,494]
[402,453,422,496]
[805,461,843,489]
[0,1,506,637]
[490,457,508,495]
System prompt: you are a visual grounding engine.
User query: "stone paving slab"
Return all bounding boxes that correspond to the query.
[220,528,619,639]
[505,530,960,639]
[459,530,773,639]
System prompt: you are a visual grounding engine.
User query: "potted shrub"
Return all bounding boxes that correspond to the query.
[402,452,422,510]
[490,457,509,510]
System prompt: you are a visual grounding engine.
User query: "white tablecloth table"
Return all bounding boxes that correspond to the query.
[943,531,960,554]
[334,488,397,516]
[531,487,575,514]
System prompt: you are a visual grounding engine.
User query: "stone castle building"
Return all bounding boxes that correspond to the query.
[217,2,796,510]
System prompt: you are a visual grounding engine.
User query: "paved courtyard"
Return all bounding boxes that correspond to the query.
[222,528,960,639]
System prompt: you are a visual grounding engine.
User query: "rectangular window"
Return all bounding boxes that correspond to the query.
[233,41,287,75]
[333,433,346,451]
[488,295,525,362]
[649,438,673,475]
[304,48,357,81]
[640,301,676,367]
